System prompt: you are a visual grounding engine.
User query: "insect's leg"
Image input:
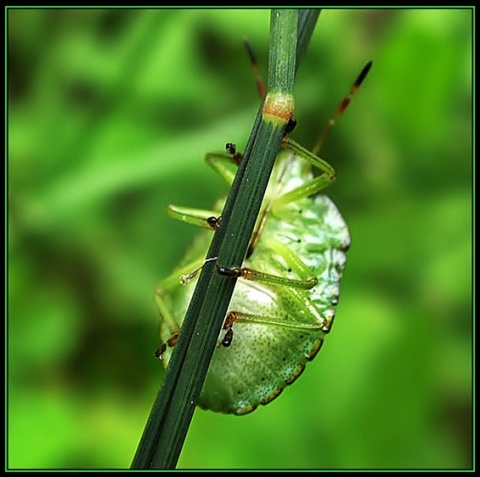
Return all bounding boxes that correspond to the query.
[273,137,336,210]
[273,61,373,210]
[171,146,240,228]
[205,144,242,186]
[154,256,212,357]
[221,295,335,349]
[218,238,318,290]
[154,286,181,358]
[168,205,222,230]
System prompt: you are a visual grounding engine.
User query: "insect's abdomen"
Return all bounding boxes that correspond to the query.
[199,315,325,415]
[197,193,350,415]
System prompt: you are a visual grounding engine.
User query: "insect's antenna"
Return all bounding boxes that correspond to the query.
[244,39,266,100]
[312,60,372,156]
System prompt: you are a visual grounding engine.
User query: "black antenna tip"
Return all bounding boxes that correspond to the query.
[243,39,257,66]
[356,60,373,87]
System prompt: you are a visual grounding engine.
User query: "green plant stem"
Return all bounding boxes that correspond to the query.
[131,9,319,470]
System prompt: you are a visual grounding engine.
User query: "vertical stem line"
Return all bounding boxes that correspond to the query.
[132,9,320,470]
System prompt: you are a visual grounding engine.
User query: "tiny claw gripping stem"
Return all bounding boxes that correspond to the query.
[207,216,221,229]
[154,331,180,359]
[221,328,234,347]
[225,143,236,155]
[285,117,297,135]
[154,344,167,359]
[181,257,219,284]
[217,266,243,278]
[167,332,179,348]
[225,143,243,165]
[216,266,264,281]
[220,312,237,347]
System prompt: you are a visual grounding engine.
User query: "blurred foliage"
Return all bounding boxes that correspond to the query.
[7,8,472,470]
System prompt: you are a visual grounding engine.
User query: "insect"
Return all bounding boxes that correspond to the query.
[155,51,372,415]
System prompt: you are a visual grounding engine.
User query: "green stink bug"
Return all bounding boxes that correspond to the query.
[155,59,372,415]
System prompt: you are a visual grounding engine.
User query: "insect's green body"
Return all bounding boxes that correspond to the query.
[159,147,349,415]
[156,60,371,415]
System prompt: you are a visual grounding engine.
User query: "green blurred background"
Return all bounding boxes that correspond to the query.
[7,8,472,469]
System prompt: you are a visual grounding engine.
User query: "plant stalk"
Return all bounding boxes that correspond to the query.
[131,9,320,470]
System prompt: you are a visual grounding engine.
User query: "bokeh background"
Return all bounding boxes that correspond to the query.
[7,8,472,469]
